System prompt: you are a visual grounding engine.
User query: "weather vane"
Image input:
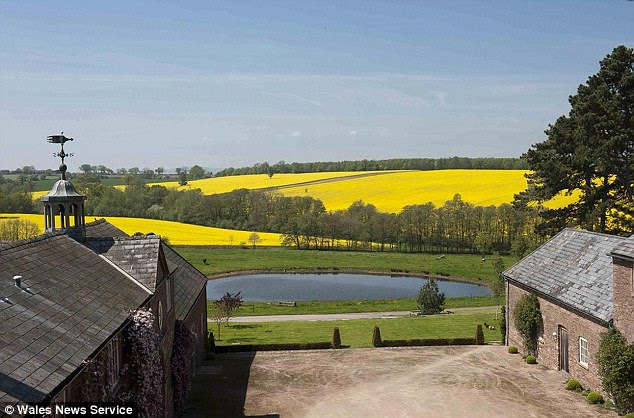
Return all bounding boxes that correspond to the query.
[46,132,74,179]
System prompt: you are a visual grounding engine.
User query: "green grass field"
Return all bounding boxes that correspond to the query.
[177,247,517,286]
[210,295,499,317]
[212,308,502,347]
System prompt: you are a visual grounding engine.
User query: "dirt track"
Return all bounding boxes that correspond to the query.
[185,346,615,417]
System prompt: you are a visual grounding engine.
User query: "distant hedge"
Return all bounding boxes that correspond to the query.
[214,342,333,353]
[380,338,477,347]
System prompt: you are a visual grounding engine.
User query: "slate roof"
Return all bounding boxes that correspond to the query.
[85,219,207,320]
[162,245,208,320]
[87,236,163,292]
[504,228,625,322]
[39,180,84,203]
[0,233,150,407]
[610,237,634,260]
[84,219,127,239]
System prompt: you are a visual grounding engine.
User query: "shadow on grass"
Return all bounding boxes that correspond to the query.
[223,337,259,344]
[185,352,280,417]
[229,324,262,330]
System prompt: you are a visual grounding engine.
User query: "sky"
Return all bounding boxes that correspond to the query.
[1,1,633,172]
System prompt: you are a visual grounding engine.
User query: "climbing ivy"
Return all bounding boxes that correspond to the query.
[121,308,164,418]
[513,294,542,356]
[171,320,196,414]
[597,328,634,414]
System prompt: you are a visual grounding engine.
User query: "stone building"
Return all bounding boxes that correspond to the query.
[0,168,208,416]
[504,228,634,391]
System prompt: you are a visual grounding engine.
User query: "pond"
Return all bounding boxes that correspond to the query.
[206,273,491,301]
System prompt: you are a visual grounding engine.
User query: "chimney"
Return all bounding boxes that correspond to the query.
[13,275,22,288]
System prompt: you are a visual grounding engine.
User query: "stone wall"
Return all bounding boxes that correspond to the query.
[507,282,608,391]
[182,288,208,364]
[613,257,634,344]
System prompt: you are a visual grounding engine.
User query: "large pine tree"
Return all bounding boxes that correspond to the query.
[515,45,634,235]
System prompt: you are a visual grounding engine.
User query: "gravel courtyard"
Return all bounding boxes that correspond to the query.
[185,346,615,417]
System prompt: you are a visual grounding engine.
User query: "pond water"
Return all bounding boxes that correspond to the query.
[206,273,491,301]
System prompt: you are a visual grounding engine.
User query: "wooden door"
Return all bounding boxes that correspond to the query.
[559,326,569,372]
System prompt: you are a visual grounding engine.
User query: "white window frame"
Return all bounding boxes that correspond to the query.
[579,337,589,367]
[107,335,121,387]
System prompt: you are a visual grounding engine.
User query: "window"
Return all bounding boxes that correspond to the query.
[107,335,121,386]
[158,301,164,331]
[166,278,172,312]
[579,337,589,367]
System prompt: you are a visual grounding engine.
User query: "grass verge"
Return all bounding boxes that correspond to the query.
[209,295,500,317]
[211,308,502,348]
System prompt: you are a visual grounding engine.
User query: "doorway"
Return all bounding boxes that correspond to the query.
[558,326,569,372]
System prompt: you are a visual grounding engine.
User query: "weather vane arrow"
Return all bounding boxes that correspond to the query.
[47,131,75,179]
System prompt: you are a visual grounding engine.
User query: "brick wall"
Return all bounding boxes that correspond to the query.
[507,283,608,391]
[613,257,634,344]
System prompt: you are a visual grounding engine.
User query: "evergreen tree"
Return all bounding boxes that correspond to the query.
[515,45,634,235]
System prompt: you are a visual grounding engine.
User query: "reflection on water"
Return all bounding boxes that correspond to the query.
[206,273,491,301]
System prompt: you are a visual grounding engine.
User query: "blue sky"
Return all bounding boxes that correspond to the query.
[1,1,633,171]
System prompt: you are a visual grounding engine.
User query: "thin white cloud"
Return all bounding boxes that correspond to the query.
[264,92,323,107]
[290,130,302,137]
[349,130,358,135]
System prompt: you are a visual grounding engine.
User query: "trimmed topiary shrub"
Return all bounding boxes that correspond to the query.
[332,327,342,349]
[586,391,604,404]
[476,324,485,345]
[508,345,518,354]
[525,355,537,364]
[513,294,542,356]
[372,326,383,347]
[597,328,634,414]
[565,379,582,391]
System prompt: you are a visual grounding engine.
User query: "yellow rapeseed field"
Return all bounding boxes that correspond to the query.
[279,170,575,213]
[140,171,390,194]
[30,169,574,213]
[0,213,282,246]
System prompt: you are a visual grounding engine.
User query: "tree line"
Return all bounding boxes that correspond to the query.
[215,157,527,177]
[68,178,541,256]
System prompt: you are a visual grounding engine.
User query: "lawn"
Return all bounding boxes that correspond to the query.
[210,295,500,317]
[212,308,502,348]
[178,247,518,286]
